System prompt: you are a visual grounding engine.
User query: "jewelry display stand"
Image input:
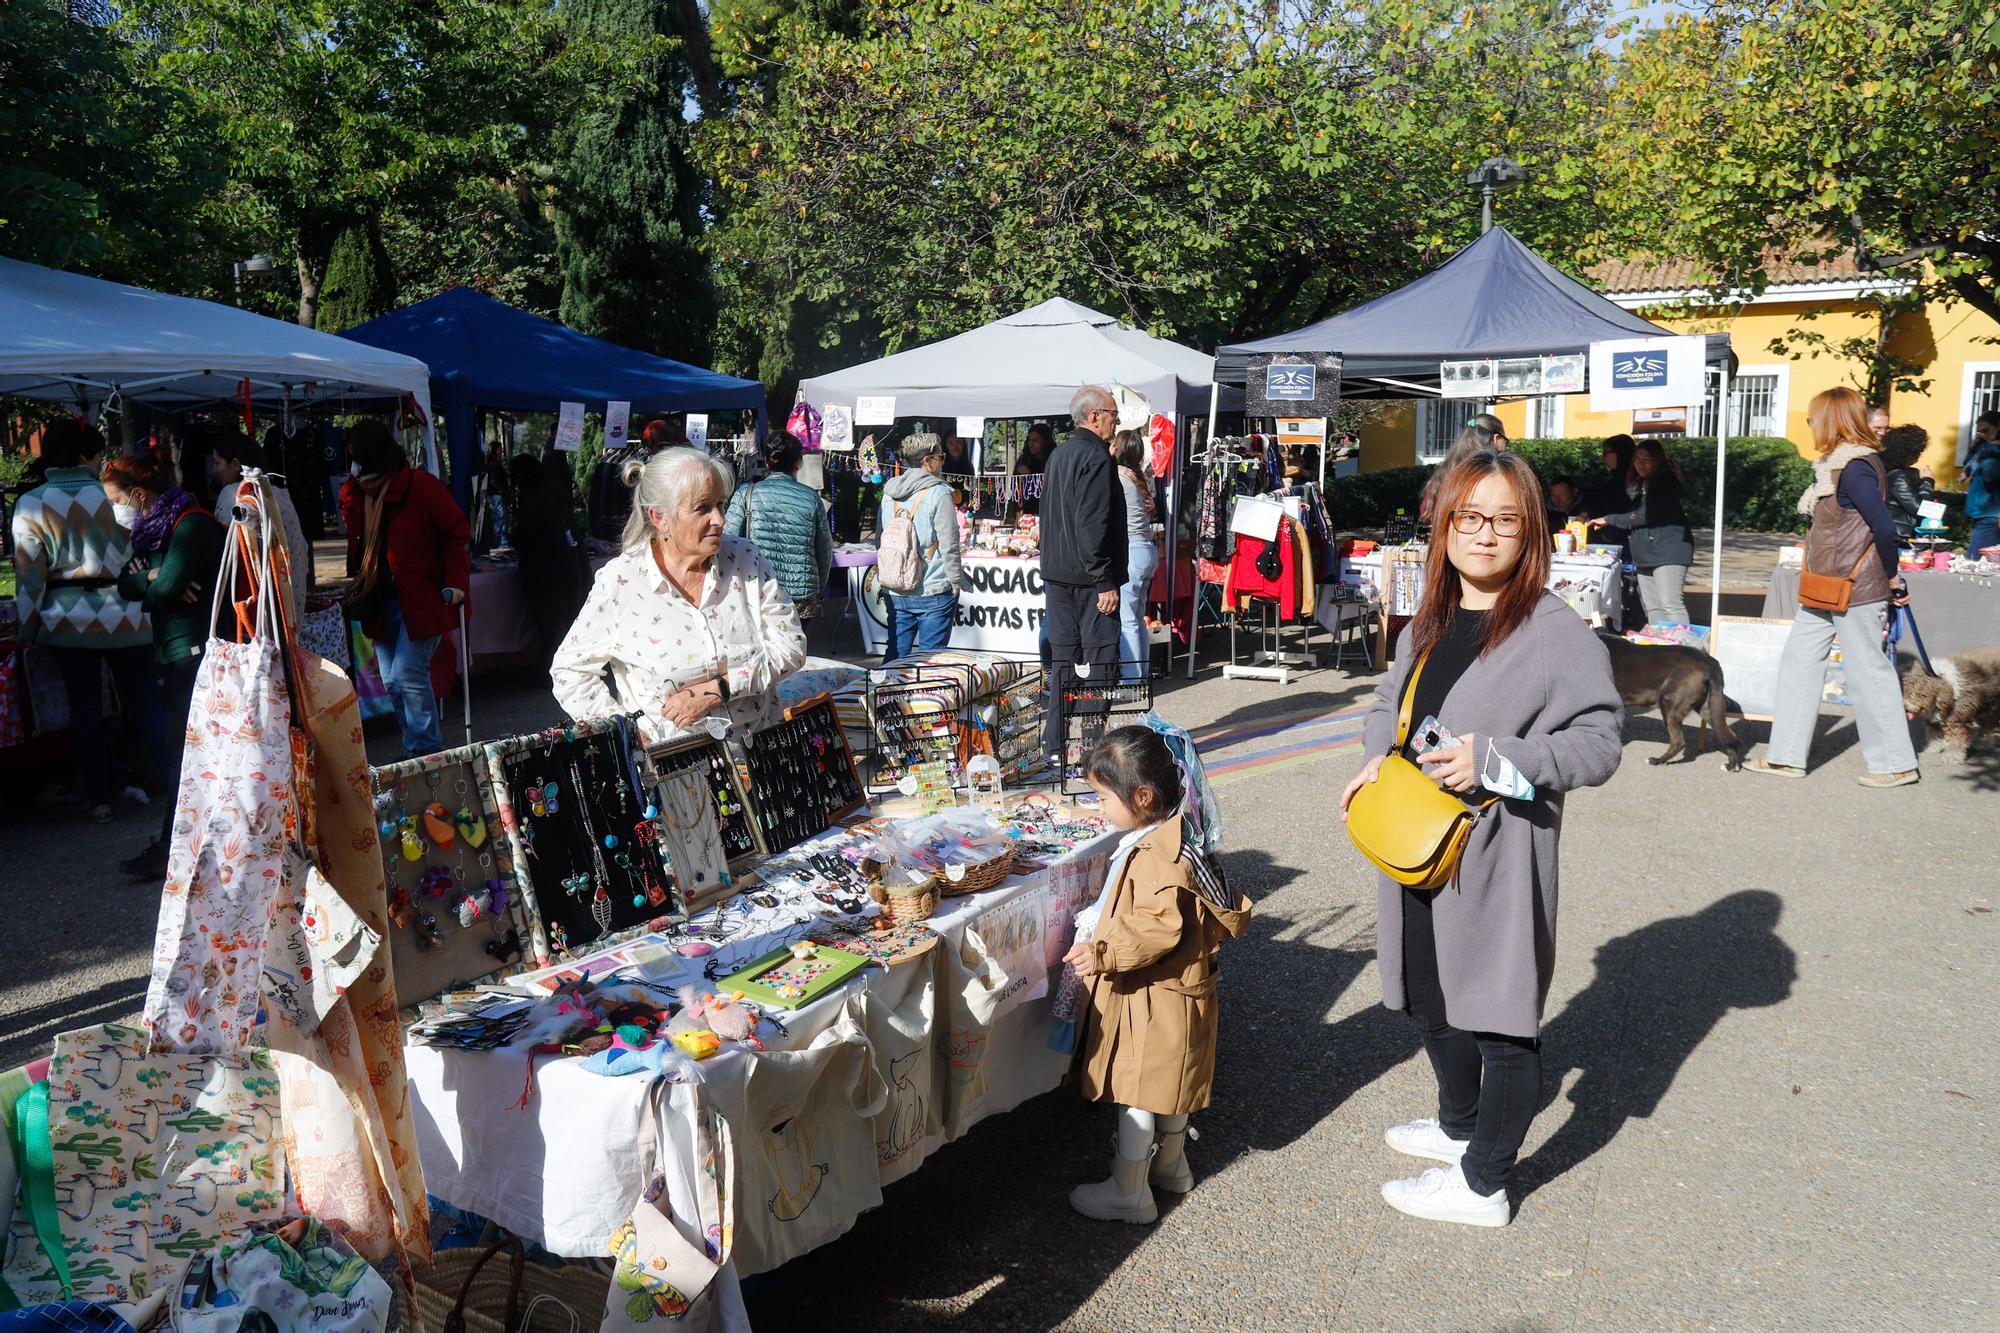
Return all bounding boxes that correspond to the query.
[371,743,535,1004]
[1053,665,1154,795]
[647,734,765,874]
[743,693,866,852]
[484,718,679,964]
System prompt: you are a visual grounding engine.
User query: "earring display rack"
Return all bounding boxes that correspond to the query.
[647,735,765,869]
[743,693,866,852]
[1054,665,1154,795]
[863,660,1049,794]
[868,677,969,792]
[984,669,1046,781]
[488,719,678,962]
[371,744,533,1005]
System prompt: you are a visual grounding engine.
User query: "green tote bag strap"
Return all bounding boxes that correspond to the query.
[1,1081,74,1307]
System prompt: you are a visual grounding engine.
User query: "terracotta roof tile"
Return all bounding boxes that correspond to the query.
[1588,246,1865,295]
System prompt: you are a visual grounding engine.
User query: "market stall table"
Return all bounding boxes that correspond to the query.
[404,818,1116,1309]
[1763,564,1998,662]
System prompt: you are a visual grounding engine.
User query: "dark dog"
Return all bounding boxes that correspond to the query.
[1596,631,1744,769]
[1900,647,2000,761]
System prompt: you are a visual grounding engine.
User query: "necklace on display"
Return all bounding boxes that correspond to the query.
[567,749,615,935]
[658,765,728,898]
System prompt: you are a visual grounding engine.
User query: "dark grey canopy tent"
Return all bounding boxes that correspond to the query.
[1214,226,1740,623]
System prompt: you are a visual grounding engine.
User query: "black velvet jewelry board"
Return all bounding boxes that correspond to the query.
[742,692,865,852]
[496,724,675,955]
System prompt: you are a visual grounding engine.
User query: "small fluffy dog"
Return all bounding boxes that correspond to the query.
[1596,631,1744,769]
[1900,648,2000,760]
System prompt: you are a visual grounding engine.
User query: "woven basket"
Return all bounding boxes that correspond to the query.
[937,845,1018,897]
[869,873,941,921]
[412,1238,610,1333]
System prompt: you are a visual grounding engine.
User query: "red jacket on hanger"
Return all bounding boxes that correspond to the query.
[1223,524,1300,620]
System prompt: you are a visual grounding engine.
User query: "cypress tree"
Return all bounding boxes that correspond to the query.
[317,218,398,332]
[555,0,715,365]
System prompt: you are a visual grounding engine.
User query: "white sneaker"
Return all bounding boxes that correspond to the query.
[1380,1163,1510,1227]
[1384,1117,1470,1164]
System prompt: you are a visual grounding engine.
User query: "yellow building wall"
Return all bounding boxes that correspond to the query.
[1407,295,2000,486]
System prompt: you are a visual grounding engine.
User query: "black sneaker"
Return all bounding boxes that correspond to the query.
[120,843,169,881]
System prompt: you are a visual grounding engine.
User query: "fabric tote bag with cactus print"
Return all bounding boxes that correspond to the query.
[0,1023,287,1326]
[142,520,295,1056]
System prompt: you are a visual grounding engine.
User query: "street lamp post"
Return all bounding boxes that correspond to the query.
[1466,156,1528,233]
[231,253,279,305]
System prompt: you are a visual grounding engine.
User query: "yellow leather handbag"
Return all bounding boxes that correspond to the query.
[1345,654,1496,889]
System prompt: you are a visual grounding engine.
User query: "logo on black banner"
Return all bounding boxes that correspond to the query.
[1264,363,1316,400]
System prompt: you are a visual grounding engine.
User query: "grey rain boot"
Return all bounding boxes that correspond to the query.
[1069,1136,1158,1223]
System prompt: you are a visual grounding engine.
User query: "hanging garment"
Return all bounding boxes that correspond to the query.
[1194,467,1230,563]
[1290,516,1317,618]
[1222,524,1301,620]
[142,525,294,1055]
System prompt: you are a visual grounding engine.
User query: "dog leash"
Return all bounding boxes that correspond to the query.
[1886,604,1935,676]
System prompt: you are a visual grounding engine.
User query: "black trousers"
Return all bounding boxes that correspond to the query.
[1041,581,1119,761]
[1402,885,1542,1197]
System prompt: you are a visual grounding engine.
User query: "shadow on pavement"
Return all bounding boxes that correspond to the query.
[1517,890,1797,1200]
[743,851,1318,1330]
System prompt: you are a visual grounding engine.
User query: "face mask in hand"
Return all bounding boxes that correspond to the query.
[112,503,139,529]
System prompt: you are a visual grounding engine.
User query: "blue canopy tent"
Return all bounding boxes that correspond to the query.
[342,287,765,503]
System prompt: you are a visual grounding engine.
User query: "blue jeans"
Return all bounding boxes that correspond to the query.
[374,598,443,757]
[885,592,958,662]
[1968,516,2000,558]
[52,644,173,806]
[1120,538,1159,681]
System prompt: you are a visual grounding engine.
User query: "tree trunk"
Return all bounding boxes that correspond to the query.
[674,0,724,119]
[296,249,320,329]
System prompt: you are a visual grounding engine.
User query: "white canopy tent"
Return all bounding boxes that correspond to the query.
[800,297,1220,420]
[0,256,436,461]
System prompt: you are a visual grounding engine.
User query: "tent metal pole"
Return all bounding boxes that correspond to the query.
[1710,364,1729,629]
[1190,381,1221,678]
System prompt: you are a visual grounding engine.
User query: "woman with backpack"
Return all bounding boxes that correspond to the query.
[877,433,964,661]
[1588,439,1694,626]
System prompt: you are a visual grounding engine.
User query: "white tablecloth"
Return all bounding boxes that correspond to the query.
[405,830,1115,1293]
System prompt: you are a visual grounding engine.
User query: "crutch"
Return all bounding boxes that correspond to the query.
[457,601,473,743]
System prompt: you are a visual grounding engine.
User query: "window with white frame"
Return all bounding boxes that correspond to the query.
[1528,394,1564,438]
[1419,399,1479,463]
[1697,370,1785,438]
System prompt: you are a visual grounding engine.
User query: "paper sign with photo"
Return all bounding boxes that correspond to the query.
[605,400,631,448]
[1439,358,1496,399]
[821,404,855,451]
[554,400,585,452]
[1540,354,1586,394]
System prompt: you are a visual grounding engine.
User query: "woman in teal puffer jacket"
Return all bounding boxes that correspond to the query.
[725,431,833,616]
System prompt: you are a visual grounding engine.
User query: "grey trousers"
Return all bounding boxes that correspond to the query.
[1765,599,1918,774]
[1635,564,1690,626]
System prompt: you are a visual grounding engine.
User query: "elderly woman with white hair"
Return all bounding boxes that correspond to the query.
[552,447,806,744]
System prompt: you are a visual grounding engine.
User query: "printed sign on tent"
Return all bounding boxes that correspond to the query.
[553,400,585,452]
[1245,351,1341,416]
[1540,353,1587,394]
[821,404,855,451]
[1588,335,1706,412]
[954,416,985,440]
[605,400,631,448]
[855,395,897,426]
[686,413,709,452]
[1439,358,1496,399]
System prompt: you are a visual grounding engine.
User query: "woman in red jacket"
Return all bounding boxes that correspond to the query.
[340,419,470,757]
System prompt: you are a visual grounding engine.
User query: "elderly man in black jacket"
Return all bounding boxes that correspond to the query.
[1038,385,1128,761]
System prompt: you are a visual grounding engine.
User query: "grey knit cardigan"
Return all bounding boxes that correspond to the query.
[1360,593,1625,1038]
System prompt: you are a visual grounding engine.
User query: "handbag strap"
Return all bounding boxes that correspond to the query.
[443,1235,524,1333]
[9,1082,72,1302]
[1393,653,1429,749]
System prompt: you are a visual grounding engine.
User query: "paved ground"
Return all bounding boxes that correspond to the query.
[2,562,1994,1331]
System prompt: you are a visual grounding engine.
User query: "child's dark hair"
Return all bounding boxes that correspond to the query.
[1083,726,1184,823]
[1879,424,1928,471]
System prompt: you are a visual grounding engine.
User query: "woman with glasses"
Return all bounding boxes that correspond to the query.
[1340,450,1623,1227]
